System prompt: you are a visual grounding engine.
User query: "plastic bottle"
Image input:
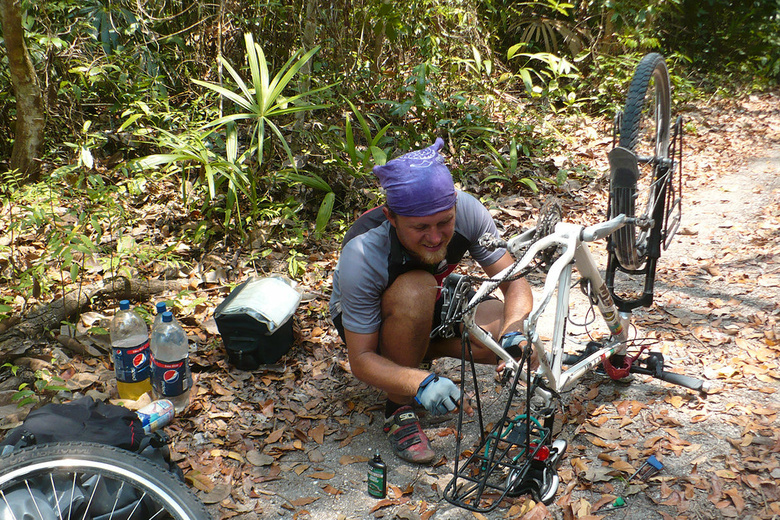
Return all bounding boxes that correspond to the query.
[150,312,192,413]
[152,301,168,332]
[367,452,387,498]
[136,399,175,434]
[110,300,152,400]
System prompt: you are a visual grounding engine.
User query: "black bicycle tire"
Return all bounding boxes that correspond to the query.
[0,441,211,520]
[611,53,671,270]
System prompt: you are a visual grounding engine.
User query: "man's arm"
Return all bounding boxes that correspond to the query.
[483,251,533,337]
[344,329,429,402]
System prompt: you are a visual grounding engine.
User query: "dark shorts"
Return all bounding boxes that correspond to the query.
[332,274,496,343]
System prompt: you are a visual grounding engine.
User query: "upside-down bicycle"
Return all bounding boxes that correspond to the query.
[439,53,703,512]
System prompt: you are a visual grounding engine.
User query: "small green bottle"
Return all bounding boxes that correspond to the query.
[367,452,387,498]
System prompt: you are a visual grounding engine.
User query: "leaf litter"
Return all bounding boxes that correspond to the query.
[1,94,779,519]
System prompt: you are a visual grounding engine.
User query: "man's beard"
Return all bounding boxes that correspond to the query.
[412,245,448,266]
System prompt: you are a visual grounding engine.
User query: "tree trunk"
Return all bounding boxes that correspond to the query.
[371,0,391,74]
[0,0,45,180]
[0,277,190,362]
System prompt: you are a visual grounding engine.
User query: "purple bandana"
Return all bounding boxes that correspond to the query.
[373,138,456,217]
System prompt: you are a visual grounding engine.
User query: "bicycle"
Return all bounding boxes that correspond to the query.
[439,54,704,513]
[0,441,211,520]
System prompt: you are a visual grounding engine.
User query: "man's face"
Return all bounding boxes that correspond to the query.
[385,206,456,265]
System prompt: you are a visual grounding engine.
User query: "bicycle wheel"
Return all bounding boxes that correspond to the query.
[610,53,671,270]
[0,442,211,520]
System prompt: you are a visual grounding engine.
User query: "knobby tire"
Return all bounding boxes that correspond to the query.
[611,53,671,270]
[0,441,211,520]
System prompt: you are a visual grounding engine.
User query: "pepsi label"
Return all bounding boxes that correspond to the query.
[151,356,190,397]
[112,340,150,383]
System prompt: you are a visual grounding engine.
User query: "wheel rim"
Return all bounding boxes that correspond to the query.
[1,458,191,520]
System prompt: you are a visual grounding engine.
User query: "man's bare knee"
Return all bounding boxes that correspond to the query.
[382,271,438,322]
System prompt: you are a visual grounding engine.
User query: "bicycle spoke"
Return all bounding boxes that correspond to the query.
[50,474,64,520]
[81,473,101,520]
[127,490,146,519]
[24,480,48,520]
[68,473,76,520]
[107,480,126,519]
[148,495,169,520]
[0,489,20,520]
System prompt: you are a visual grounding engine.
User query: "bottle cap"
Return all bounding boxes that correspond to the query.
[162,311,173,323]
[119,300,130,310]
[156,302,167,314]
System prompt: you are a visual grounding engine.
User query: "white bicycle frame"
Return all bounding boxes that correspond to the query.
[462,214,633,396]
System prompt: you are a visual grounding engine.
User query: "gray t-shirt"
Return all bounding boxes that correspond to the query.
[330,191,504,334]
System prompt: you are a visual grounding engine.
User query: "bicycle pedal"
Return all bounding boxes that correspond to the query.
[548,439,568,470]
[505,460,561,504]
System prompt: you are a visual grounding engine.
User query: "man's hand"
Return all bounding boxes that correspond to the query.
[499,331,526,357]
[496,331,539,372]
[415,374,460,415]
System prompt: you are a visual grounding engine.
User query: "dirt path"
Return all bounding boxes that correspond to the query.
[173,93,780,520]
[548,144,780,520]
[5,93,774,520]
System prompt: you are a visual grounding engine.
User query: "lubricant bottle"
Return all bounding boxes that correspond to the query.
[150,312,192,413]
[367,452,387,498]
[136,399,175,434]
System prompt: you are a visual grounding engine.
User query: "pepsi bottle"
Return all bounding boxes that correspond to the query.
[110,300,152,400]
[150,312,192,413]
[152,301,168,331]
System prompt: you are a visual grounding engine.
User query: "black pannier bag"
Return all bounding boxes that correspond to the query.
[0,396,180,475]
[214,276,301,370]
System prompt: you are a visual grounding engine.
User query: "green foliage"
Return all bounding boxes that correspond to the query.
[481,137,539,194]
[329,99,391,176]
[133,127,250,230]
[193,33,332,172]
[385,62,444,141]
[79,0,141,55]
[450,45,494,82]
[286,250,306,278]
[1,0,777,308]
[507,46,580,106]
[659,0,780,81]
[498,0,588,57]
[279,170,335,238]
[11,366,69,407]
